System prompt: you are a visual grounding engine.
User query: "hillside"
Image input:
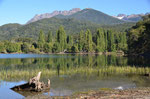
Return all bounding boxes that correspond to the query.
[55,8,126,25]
[0,23,22,40]
[27,8,148,25]
[0,7,137,41]
[0,17,135,41]
[128,15,150,56]
[27,8,127,25]
[0,18,100,40]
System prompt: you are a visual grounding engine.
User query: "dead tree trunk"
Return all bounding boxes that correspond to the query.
[11,72,50,92]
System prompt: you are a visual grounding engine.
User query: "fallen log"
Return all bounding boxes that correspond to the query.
[11,72,50,92]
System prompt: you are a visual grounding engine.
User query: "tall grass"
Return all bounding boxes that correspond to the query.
[0,66,150,81]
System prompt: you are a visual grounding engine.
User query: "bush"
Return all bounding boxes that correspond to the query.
[5,42,21,53]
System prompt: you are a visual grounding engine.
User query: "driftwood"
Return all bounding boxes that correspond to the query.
[11,72,50,92]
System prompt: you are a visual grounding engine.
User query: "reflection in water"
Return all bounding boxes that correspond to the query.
[1,74,150,98]
[0,54,128,71]
[12,89,50,97]
[128,56,150,67]
[0,54,150,98]
[0,81,25,99]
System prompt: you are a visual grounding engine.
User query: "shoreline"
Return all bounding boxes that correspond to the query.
[51,87,150,99]
[0,51,125,56]
[25,87,150,99]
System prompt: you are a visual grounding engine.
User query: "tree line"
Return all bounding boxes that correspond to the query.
[0,26,127,54]
[128,14,150,56]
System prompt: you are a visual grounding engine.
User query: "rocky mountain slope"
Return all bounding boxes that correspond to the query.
[55,8,126,25]
[114,12,150,22]
[27,8,149,24]
[27,8,81,24]
[27,8,126,25]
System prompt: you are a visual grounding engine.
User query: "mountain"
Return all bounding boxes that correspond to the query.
[0,18,101,40]
[146,12,150,15]
[0,23,22,40]
[55,8,126,25]
[27,8,126,25]
[27,8,81,24]
[0,17,134,41]
[114,13,150,22]
[0,8,135,41]
[26,8,150,24]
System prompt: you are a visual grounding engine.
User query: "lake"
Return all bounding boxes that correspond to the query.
[0,54,150,99]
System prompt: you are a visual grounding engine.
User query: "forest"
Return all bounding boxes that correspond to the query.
[128,14,150,56]
[0,26,127,54]
[0,14,149,55]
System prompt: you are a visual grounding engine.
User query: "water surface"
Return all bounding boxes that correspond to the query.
[0,54,150,99]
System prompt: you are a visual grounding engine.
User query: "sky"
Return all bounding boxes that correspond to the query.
[0,0,150,26]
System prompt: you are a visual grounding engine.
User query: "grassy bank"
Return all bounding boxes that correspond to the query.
[0,66,150,81]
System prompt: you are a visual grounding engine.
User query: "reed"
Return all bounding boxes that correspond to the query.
[0,66,150,81]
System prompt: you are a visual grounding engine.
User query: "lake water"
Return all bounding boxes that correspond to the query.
[0,54,150,99]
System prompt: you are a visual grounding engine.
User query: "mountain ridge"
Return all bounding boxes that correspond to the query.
[0,17,135,41]
[27,8,81,24]
[113,12,150,22]
[27,8,149,24]
[0,8,136,40]
[27,8,126,25]
[57,8,126,25]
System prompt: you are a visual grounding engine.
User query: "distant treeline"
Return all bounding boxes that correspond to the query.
[0,26,127,54]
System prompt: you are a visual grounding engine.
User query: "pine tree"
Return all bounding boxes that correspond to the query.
[86,29,93,52]
[107,30,116,52]
[95,29,105,52]
[78,30,84,51]
[120,32,127,51]
[43,43,52,53]
[38,30,45,43]
[55,26,67,52]
[47,31,52,43]
[111,31,116,52]
[104,30,108,52]
[107,30,111,51]
[0,42,5,53]
[67,35,73,46]
[66,35,73,52]
[115,32,121,50]
[85,29,88,42]
[71,44,79,53]
[38,30,45,51]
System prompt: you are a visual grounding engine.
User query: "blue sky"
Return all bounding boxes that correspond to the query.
[0,0,150,26]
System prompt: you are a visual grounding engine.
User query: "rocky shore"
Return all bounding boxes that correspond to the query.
[70,88,150,99]
[25,87,150,99]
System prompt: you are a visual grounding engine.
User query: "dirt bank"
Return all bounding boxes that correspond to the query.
[70,88,150,99]
[25,87,150,99]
